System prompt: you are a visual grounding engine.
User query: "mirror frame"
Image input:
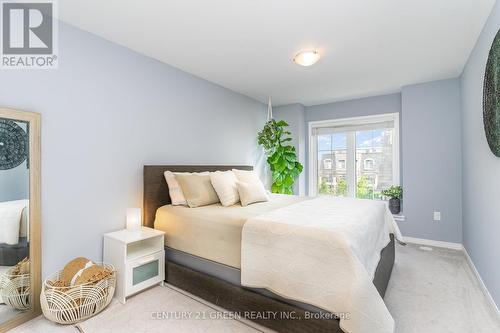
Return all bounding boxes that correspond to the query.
[0,108,41,331]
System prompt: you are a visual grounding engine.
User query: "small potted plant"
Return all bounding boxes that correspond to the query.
[382,186,403,214]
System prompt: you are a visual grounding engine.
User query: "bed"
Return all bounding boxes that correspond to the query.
[0,200,29,266]
[154,193,305,269]
[144,165,398,333]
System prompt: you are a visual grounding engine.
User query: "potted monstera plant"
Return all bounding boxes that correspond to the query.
[257,119,303,194]
[382,186,403,214]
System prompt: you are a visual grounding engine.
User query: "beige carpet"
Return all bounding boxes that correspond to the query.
[385,243,500,333]
[10,244,500,333]
[76,286,263,333]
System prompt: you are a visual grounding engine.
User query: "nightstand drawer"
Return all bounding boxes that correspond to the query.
[126,250,165,296]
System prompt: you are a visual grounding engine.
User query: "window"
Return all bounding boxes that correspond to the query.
[364,158,374,170]
[309,113,399,199]
[323,158,332,170]
[316,132,348,196]
[337,159,346,169]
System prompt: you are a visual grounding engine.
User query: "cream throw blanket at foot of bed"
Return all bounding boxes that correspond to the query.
[241,196,403,333]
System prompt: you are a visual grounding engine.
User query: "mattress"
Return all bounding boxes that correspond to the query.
[154,194,307,268]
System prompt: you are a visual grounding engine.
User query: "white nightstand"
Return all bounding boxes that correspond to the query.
[103,227,165,304]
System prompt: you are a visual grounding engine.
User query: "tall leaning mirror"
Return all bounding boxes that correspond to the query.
[0,108,41,332]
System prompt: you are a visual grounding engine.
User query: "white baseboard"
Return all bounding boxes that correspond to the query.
[462,248,500,316]
[404,237,463,250]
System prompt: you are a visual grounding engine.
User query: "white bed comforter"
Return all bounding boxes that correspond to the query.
[241,196,403,333]
[0,199,29,245]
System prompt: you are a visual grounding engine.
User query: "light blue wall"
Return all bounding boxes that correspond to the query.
[401,79,462,243]
[0,122,29,202]
[0,164,29,202]
[305,93,402,122]
[0,22,266,276]
[461,0,500,307]
[273,104,306,195]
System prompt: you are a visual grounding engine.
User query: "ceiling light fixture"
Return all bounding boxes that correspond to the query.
[293,50,321,66]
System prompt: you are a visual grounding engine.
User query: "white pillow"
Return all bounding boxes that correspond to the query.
[163,171,209,206]
[232,169,262,186]
[210,171,240,207]
[236,181,269,207]
[0,200,27,245]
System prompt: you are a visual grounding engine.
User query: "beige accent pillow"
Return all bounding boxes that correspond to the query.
[236,181,269,207]
[232,169,262,185]
[210,171,240,207]
[164,171,187,205]
[164,171,209,206]
[175,174,220,208]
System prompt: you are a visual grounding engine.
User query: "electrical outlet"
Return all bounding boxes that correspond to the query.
[433,211,441,221]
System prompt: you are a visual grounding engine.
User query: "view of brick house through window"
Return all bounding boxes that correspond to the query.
[311,114,399,199]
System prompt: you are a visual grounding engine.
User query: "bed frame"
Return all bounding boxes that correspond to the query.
[0,237,29,266]
[143,165,395,333]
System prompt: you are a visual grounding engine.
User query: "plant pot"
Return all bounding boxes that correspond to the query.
[389,198,401,214]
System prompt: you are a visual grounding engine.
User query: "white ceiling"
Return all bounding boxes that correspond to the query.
[59,0,495,106]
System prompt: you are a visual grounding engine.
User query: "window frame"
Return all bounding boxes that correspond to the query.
[308,113,400,197]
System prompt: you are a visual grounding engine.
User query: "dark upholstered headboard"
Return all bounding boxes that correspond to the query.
[143,165,253,228]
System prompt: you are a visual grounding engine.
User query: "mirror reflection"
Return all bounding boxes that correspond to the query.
[0,118,30,322]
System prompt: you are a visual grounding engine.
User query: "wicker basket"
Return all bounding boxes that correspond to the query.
[0,267,30,310]
[40,263,116,324]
